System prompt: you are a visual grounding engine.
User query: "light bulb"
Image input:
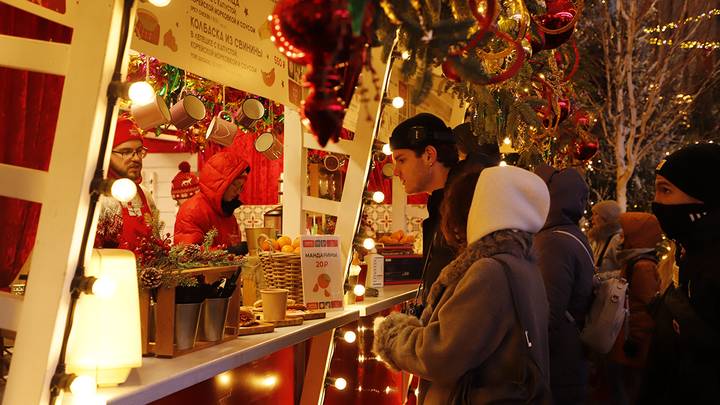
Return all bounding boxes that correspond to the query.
[349,264,362,277]
[148,0,172,6]
[260,375,278,388]
[391,96,404,109]
[110,178,137,202]
[69,375,96,397]
[401,50,410,60]
[343,330,357,343]
[353,284,366,297]
[499,161,508,167]
[217,372,232,387]
[128,81,155,106]
[362,238,375,250]
[372,191,385,203]
[503,137,511,145]
[91,277,116,299]
[334,377,348,390]
[382,143,392,155]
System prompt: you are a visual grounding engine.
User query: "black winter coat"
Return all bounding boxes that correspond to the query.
[533,166,594,404]
[639,210,720,404]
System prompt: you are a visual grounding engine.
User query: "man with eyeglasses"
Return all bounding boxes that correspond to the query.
[94,116,158,251]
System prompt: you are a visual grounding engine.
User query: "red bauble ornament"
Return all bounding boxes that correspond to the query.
[573,139,599,161]
[539,11,576,50]
[572,110,591,128]
[302,87,345,146]
[442,59,462,82]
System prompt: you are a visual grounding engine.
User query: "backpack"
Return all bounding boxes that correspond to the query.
[554,230,628,354]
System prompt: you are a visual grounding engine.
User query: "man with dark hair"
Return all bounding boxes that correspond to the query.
[452,122,501,166]
[389,113,470,308]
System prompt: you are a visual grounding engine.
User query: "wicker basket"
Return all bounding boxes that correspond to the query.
[259,251,304,304]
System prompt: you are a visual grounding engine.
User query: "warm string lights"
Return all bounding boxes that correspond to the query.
[647,38,720,50]
[643,8,720,34]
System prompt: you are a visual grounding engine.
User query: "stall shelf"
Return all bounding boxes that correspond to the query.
[66,284,418,405]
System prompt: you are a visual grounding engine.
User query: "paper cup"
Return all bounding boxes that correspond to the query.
[260,288,288,322]
[237,98,265,128]
[254,132,283,160]
[131,94,171,130]
[170,95,206,130]
[205,112,238,146]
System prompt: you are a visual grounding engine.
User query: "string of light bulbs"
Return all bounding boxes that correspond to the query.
[643,8,720,34]
[647,38,720,50]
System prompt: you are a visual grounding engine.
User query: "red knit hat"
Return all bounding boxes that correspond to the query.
[113,116,144,148]
[171,161,200,200]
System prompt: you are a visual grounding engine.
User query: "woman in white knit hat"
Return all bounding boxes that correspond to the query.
[373,165,552,404]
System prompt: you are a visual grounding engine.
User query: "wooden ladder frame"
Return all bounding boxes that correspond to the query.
[1,0,136,403]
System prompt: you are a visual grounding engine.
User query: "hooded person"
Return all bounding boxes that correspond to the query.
[588,200,623,273]
[373,165,551,404]
[173,150,250,248]
[607,212,662,403]
[532,164,594,404]
[639,143,720,404]
[452,122,502,166]
[94,116,158,250]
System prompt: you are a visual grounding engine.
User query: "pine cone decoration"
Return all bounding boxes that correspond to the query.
[181,244,202,262]
[140,267,163,289]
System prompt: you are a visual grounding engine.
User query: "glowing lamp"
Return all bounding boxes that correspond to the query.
[372,191,385,203]
[362,238,375,250]
[66,249,142,387]
[382,143,392,155]
[148,0,172,6]
[343,330,357,343]
[127,81,155,106]
[334,377,347,390]
[110,178,137,203]
[391,97,404,109]
[353,284,366,297]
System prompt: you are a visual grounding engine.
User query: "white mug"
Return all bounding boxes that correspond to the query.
[131,94,171,130]
[170,95,206,130]
[254,132,283,160]
[205,112,238,146]
[237,98,265,129]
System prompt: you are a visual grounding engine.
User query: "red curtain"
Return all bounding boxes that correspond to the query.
[0,3,71,288]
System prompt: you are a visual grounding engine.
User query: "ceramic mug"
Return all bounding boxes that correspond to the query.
[205,112,238,146]
[258,288,289,322]
[254,132,283,160]
[237,98,265,129]
[131,94,171,130]
[170,95,206,130]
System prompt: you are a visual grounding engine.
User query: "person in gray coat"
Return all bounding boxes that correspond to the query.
[373,166,552,404]
[534,165,595,404]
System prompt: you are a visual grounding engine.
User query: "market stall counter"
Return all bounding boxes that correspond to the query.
[72,284,419,405]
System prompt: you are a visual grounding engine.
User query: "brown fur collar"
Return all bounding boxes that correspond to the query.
[420,229,534,324]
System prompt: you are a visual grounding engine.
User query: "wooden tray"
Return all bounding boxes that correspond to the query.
[235,322,275,336]
[287,310,327,320]
[256,314,304,327]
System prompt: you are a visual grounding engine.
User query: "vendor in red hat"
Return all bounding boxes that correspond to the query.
[94,116,158,250]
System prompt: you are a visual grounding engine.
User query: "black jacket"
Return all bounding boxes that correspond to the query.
[639,210,720,404]
[532,166,594,404]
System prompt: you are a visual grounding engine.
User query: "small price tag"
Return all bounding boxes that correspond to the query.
[300,235,344,311]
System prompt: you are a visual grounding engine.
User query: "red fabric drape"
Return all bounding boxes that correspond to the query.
[198,131,284,205]
[0,3,71,288]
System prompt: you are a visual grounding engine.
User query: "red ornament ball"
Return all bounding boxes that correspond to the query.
[442,59,462,82]
[573,139,599,161]
[540,11,576,50]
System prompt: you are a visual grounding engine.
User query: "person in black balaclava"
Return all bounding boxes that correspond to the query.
[638,143,720,404]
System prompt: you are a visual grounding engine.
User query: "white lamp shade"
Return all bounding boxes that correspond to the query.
[66,249,142,387]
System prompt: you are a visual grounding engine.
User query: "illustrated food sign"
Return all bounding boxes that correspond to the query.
[299,236,344,311]
[131,0,292,105]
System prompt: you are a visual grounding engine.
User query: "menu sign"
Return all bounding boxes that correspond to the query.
[299,236,344,311]
[131,0,292,104]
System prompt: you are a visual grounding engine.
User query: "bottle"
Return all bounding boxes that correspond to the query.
[365,248,384,288]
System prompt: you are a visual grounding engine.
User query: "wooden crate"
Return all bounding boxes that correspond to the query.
[139,265,242,358]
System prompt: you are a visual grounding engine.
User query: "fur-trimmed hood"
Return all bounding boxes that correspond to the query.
[421,229,534,324]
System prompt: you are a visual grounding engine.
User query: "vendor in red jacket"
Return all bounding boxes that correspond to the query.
[173,149,250,248]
